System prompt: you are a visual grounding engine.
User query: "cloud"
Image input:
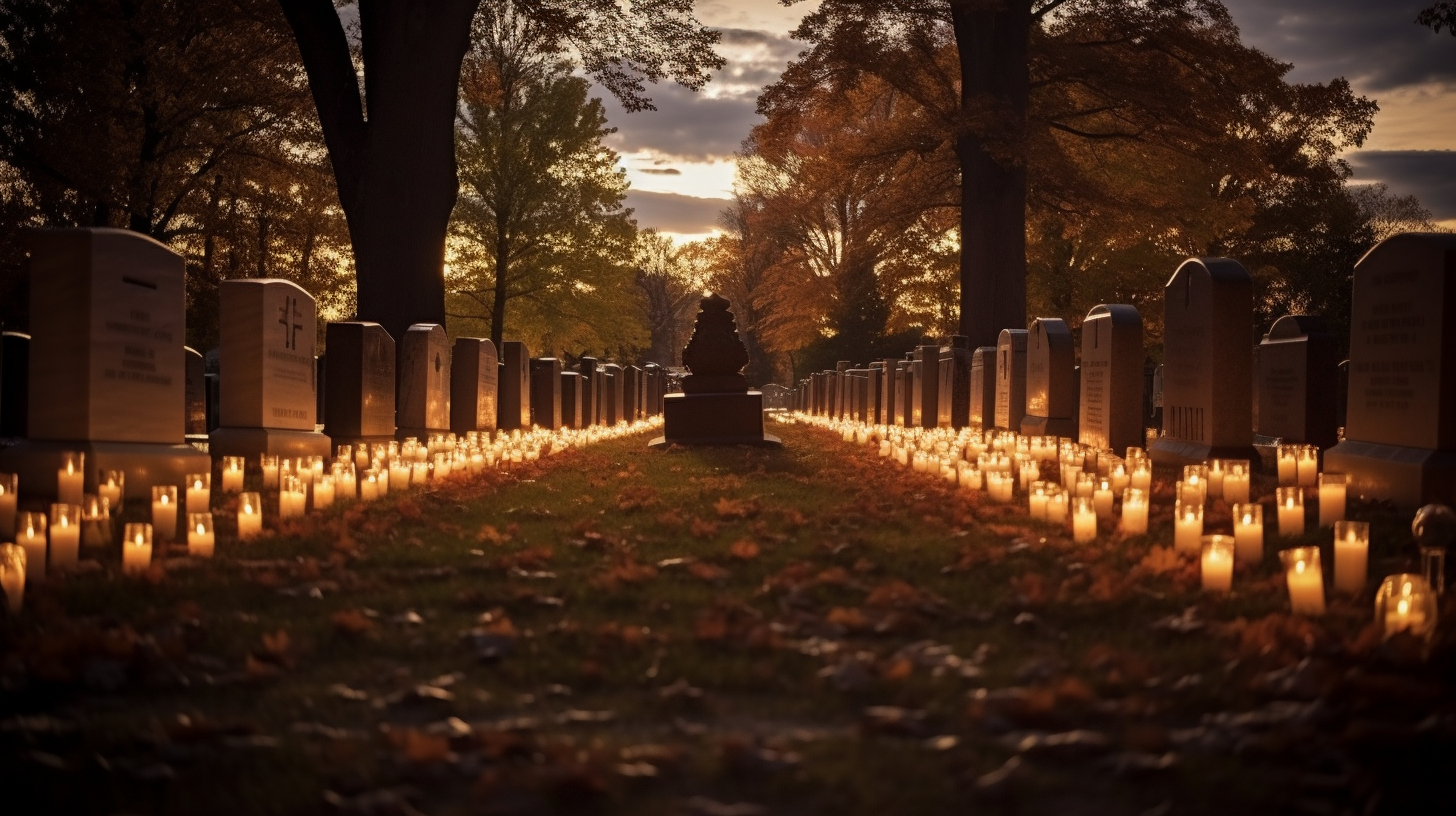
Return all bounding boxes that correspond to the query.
[637,168,683,175]
[1347,149,1456,219]
[626,190,731,235]
[1222,0,1456,90]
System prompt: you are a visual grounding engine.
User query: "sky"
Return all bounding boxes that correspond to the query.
[600,0,1456,242]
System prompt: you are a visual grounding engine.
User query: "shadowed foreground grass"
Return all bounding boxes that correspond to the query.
[2,418,1453,815]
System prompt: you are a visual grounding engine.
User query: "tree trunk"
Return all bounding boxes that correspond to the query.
[491,232,509,349]
[950,0,1031,351]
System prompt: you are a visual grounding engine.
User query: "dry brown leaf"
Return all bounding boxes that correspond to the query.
[1139,545,1180,575]
[687,562,729,582]
[476,524,510,545]
[689,517,720,538]
[714,496,756,518]
[389,728,453,763]
[617,485,659,512]
[693,610,728,642]
[728,540,760,560]
[331,609,375,636]
[826,606,867,632]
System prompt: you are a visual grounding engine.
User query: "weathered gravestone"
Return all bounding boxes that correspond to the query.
[969,346,997,429]
[1078,305,1144,454]
[994,329,1029,431]
[209,278,332,458]
[644,363,662,417]
[529,358,562,430]
[845,371,871,423]
[1148,258,1259,467]
[184,346,206,438]
[906,353,922,428]
[578,357,598,427]
[918,344,940,429]
[497,341,530,431]
[866,362,884,424]
[600,364,624,425]
[623,365,641,422]
[316,356,327,427]
[1021,318,1077,438]
[880,359,899,426]
[1256,315,1337,449]
[396,323,450,440]
[561,371,583,429]
[323,321,396,449]
[449,337,498,435]
[0,229,208,498]
[1325,233,1456,506]
[1,331,30,438]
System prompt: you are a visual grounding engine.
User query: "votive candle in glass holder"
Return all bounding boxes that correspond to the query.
[354,444,371,470]
[279,476,305,519]
[1317,472,1346,527]
[81,494,111,548]
[48,503,80,570]
[1121,488,1149,534]
[1333,520,1369,594]
[187,513,215,558]
[360,470,380,502]
[98,469,124,512]
[1183,464,1208,499]
[1421,546,1446,597]
[1232,503,1264,565]
[1044,486,1068,523]
[1223,460,1251,504]
[1092,477,1114,518]
[335,444,353,467]
[152,485,178,542]
[1281,546,1326,616]
[1130,461,1152,492]
[185,472,210,514]
[0,472,16,537]
[1074,471,1095,498]
[1028,481,1049,521]
[309,455,325,484]
[411,459,430,485]
[1375,574,1436,639]
[313,474,335,510]
[220,457,245,493]
[1175,479,1206,508]
[1276,444,1299,485]
[986,471,1015,503]
[1072,496,1098,543]
[1276,486,1305,537]
[17,512,46,582]
[1110,461,1130,495]
[261,455,280,489]
[122,523,152,575]
[57,451,85,506]
[236,493,262,540]
[1201,535,1235,593]
[1207,459,1227,501]
[1297,445,1319,487]
[0,543,24,612]
[433,452,451,480]
[1174,499,1204,555]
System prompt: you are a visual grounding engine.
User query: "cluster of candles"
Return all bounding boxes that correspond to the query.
[0,418,662,612]
[783,413,1440,640]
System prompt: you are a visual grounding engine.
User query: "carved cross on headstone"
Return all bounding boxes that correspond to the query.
[278,296,303,350]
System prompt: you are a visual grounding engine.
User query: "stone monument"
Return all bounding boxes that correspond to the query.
[993,329,1028,431]
[450,337,498,435]
[396,323,450,440]
[1256,315,1338,449]
[323,321,396,451]
[1078,304,1143,454]
[1021,318,1077,438]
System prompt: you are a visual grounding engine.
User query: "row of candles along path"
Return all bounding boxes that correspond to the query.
[0,418,664,612]
[777,414,1441,640]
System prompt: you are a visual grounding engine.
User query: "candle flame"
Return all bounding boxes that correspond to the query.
[1242,514,1252,526]
[134,532,143,545]
[1295,561,1306,573]
[1285,496,1294,509]
[1397,598,1410,615]
[161,494,169,505]
[66,461,74,475]
[1401,581,1412,596]
[196,523,205,536]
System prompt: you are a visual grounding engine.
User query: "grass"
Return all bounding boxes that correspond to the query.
[2,417,1453,816]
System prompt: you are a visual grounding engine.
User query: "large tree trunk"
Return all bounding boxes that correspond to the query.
[950,0,1031,350]
[281,0,480,344]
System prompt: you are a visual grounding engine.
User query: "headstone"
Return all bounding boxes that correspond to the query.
[449,337,498,435]
[1335,360,1349,432]
[624,365,641,422]
[205,372,220,432]
[917,344,940,429]
[993,329,1028,431]
[184,346,206,437]
[889,361,906,425]
[880,360,898,425]
[867,362,884,424]
[1,332,30,438]
[946,336,972,428]
[1148,257,1259,467]
[497,340,530,431]
[644,363,662,417]
[578,357,598,427]
[1020,319,1076,438]
[561,371,583,428]
[1256,315,1338,449]
[845,370,871,423]
[209,278,332,458]
[937,348,954,428]
[1326,233,1456,506]
[1078,305,1144,453]
[599,364,621,425]
[969,346,997,428]
[323,321,396,447]
[315,355,327,426]
[0,229,207,498]
[396,323,450,440]
[529,357,562,430]
[653,294,780,447]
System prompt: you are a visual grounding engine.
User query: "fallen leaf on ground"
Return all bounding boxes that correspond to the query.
[728,540,760,560]
[331,609,375,636]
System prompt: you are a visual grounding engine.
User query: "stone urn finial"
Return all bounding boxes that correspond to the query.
[680,293,749,394]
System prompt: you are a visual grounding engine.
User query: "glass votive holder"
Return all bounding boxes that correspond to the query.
[1296,445,1319,487]
[1174,499,1204,555]
[123,522,153,575]
[1201,535,1235,593]
[48,503,81,570]
[57,451,85,506]
[1276,444,1299,485]
[0,543,25,612]
[1275,486,1305,537]
[261,455,281,489]
[98,469,124,513]
[187,513,215,557]
[1374,574,1437,639]
[1223,460,1251,504]
[1044,486,1068,523]
[1207,459,1227,500]
[220,456,246,493]
[152,485,178,542]
[81,493,112,548]
[185,472,211,515]
[1317,472,1346,527]
[237,493,263,540]
[1333,520,1369,594]
[17,512,46,582]
[1121,488,1148,534]
[1232,503,1264,565]
[1280,546,1326,616]
[0,471,16,537]
[1072,496,1097,543]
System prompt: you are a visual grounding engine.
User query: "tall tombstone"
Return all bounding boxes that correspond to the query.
[846,370,871,423]
[561,371,583,429]
[944,336,972,428]
[450,337,498,435]
[323,321,396,449]
[889,361,907,425]
[867,362,884,424]
[879,359,898,425]
[1021,318,1077,438]
[1079,305,1144,453]
[396,323,450,440]
[315,356,327,426]
[578,357,598,427]
[1256,315,1337,449]
[210,278,331,458]
[993,329,1028,431]
[529,357,562,430]
[825,371,840,420]
[623,365,641,422]
[917,344,940,429]
[644,363,662,417]
[1326,233,1456,506]
[969,346,997,428]
[184,346,206,437]
[493,340,530,431]
[608,364,626,423]
[601,364,622,425]
[1148,258,1259,467]
[0,229,208,498]
[0,331,28,438]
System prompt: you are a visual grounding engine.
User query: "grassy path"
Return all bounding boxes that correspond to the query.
[2,419,1452,815]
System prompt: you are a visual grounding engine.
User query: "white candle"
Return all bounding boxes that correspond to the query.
[81,494,110,548]
[390,460,411,489]
[1201,535,1234,593]
[1276,487,1304,537]
[1277,445,1298,485]
[1281,547,1325,615]
[434,452,451,480]
[1174,500,1204,555]
[57,452,85,506]
[1092,479,1114,518]
[48,503,80,570]
[152,486,178,541]
[1072,497,1098,543]
[313,475,335,510]
[411,461,430,485]
[220,457,245,493]
[122,523,152,575]
[187,513,215,558]
[1045,489,1068,523]
[1207,459,1226,501]
[279,477,305,519]
[1222,461,1251,505]
[1028,482,1049,521]
[1297,445,1319,487]
[17,512,46,582]
[1232,503,1264,565]
[185,473,210,515]
[1317,473,1346,527]
[1017,455,1039,489]
[1378,575,1433,637]
[0,543,24,612]
[1333,520,1368,594]
[0,472,16,537]
[1110,463,1129,495]
[1074,472,1095,498]
[98,470,123,513]
[360,471,379,502]
[354,445,371,470]
[986,471,1014,503]
[878,440,891,457]
[1121,488,1148,534]
[1130,462,1152,492]
[261,456,280,489]
[237,493,262,540]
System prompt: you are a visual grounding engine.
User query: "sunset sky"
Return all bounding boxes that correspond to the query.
[601,0,1456,242]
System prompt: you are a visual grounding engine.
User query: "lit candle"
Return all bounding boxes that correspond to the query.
[187,513,215,558]
[374,463,390,496]
[0,472,16,537]
[185,473,210,515]
[1207,459,1226,501]
[878,440,891,457]
[236,493,262,540]
[411,460,430,485]
[122,523,152,575]
[1028,481,1049,520]
[313,474,335,510]
[309,456,325,485]
[1174,499,1204,555]
[0,543,24,612]
[986,471,1014,503]
[1222,461,1251,504]
[17,512,46,582]
[335,444,353,467]
[261,455,280,489]
[360,470,379,502]
[1074,472,1095,499]
[1276,487,1304,537]
[98,470,123,512]
[434,452,451,479]
[354,444,371,470]
[1276,444,1298,485]
[57,451,85,506]
[220,457,245,493]
[1296,445,1319,487]
[1109,462,1129,495]
[336,463,356,500]
[1045,488,1068,523]
[48,503,80,570]
[1377,575,1433,638]
[1121,488,1149,534]
[1232,503,1264,565]
[1130,461,1152,492]
[390,459,411,488]
[1092,478,1114,518]
[1072,496,1098,543]
[1317,472,1346,527]
[1201,535,1234,593]
[1333,520,1369,594]
[152,485,178,541]
[279,476,305,519]
[81,494,111,548]
[1281,546,1326,616]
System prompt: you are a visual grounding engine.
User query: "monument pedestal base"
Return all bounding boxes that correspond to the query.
[1324,439,1456,508]
[0,439,211,502]
[1021,416,1077,438]
[327,434,397,456]
[650,391,781,448]
[397,427,451,442]
[1148,438,1262,471]
[209,427,332,459]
